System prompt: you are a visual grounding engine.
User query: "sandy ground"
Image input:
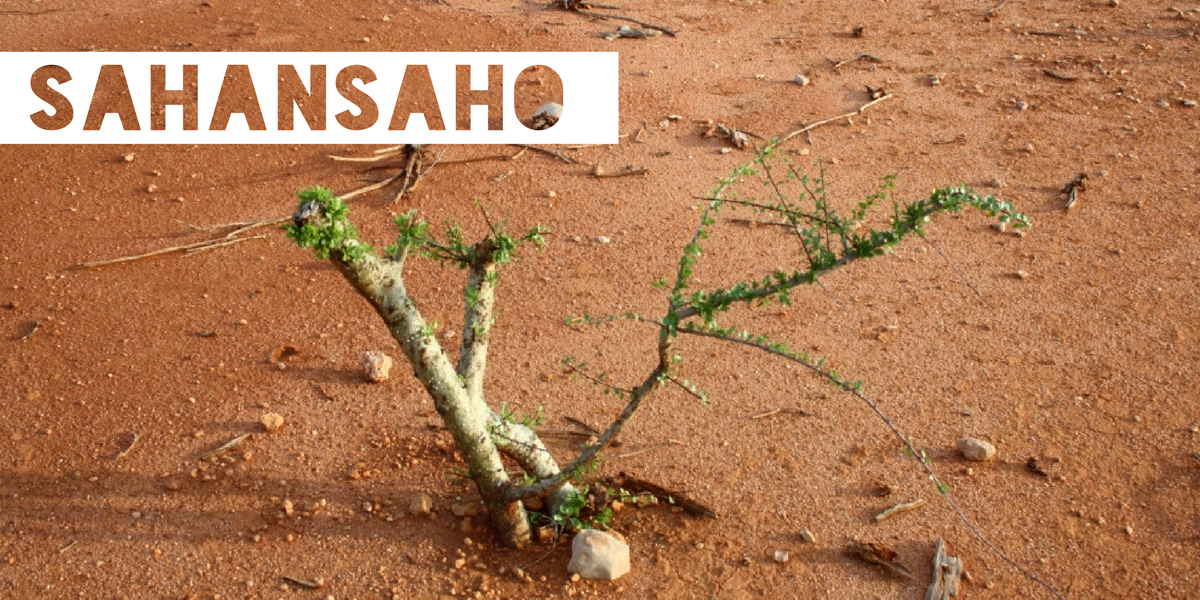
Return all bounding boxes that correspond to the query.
[2,0,1199,598]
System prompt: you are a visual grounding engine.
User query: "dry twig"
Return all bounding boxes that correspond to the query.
[778,93,894,144]
[983,0,1011,19]
[71,218,285,270]
[612,439,682,459]
[513,144,572,163]
[199,433,253,460]
[830,53,883,70]
[874,498,927,522]
[926,538,965,600]
[592,165,649,178]
[549,0,677,36]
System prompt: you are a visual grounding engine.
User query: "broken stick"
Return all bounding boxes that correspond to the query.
[925,537,965,600]
[874,498,927,522]
[778,93,894,145]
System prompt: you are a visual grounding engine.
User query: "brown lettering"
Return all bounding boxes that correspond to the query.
[278,65,326,131]
[389,65,444,131]
[151,64,198,130]
[29,65,73,131]
[83,65,140,131]
[335,65,378,131]
[209,65,266,131]
[455,64,502,131]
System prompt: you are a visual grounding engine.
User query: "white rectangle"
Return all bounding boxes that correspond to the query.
[0,52,618,144]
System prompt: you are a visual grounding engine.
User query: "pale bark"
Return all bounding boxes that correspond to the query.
[326,245,531,546]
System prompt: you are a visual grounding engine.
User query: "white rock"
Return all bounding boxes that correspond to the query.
[956,437,996,462]
[773,550,790,564]
[794,74,810,87]
[596,236,611,244]
[530,102,563,130]
[361,351,393,383]
[799,529,816,543]
[567,529,630,580]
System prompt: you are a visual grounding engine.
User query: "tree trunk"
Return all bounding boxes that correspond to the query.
[329,248,532,547]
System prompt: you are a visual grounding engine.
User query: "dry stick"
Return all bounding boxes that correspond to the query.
[58,540,78,554]
[592,165,649,178]
[874,498,927,522]
[612,439,681,459]
[0,8,65,15]
[751,407,815,420]
[199,433,253,460]
[831,53,883,70]
[983,0,1010,18]
[339,169,407,201]
[927,238,991,308]
[562,5,677,36]
[185,234,270,254]
[71,218,285,270]
[659,322,1066,600]
[438,147,527,165]
[778,94,894,145]
[512,144,572,163]
[1043,68,1078,81]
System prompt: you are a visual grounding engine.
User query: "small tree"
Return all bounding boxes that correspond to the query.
[286,144,1028,549]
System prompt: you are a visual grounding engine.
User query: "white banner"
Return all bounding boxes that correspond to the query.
[0,52,618,144]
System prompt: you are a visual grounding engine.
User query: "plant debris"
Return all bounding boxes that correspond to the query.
[199,433,253,460]
[1062,172,1087,209]
[1026,456,1050,477]
[604,472,716,518]
[603,25,662,41]
[925,538,964,600]
[281,576,324,590]
[874,498,927,522]
[1043,69,1079,81]
[591,165,649,178]
[704,122,761,149]
[848,539,913,578]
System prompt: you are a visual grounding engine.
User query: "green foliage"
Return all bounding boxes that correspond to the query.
[551,484,614,531]
[393,208,547,268]
[666,148,1028,337]
[498,402,545,429]
[285,186,371,262]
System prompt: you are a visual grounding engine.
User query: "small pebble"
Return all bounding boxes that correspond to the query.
[122,153,135,163]
[794,74,810,87]
[1158,99,1170,108]
[361,351,393,383]
[1016,270,1030,280]
[146,184,158,193]
[1016,100,1029,111]
[260,413,285,434]
[1182,99,1198,108]
[772,550,790,564]
[990,177,1006,188]
[596,236,611,244]
[408,493,434,516]
[799,529,816,543]
[956,437,997,461]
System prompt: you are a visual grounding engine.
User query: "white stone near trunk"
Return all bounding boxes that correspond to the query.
[567,529,630,580]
